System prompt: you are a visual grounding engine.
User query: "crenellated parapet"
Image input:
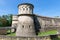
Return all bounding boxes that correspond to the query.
[18,3,34,15]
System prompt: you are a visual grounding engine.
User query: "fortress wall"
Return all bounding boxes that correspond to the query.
[37,16,60,32]
[40,16,60,27]
[0,35,51,40]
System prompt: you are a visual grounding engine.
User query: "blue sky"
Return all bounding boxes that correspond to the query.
[0,0,60,17]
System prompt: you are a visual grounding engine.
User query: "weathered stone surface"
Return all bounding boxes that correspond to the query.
[16,16,36,36]
[0,35,51,40]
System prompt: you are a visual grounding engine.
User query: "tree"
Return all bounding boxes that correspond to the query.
[7,14,12,26]
[0,14,12,27]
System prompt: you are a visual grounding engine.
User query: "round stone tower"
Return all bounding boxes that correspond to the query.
[16,3,36,36]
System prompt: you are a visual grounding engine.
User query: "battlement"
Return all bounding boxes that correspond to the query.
[18,3,34,15]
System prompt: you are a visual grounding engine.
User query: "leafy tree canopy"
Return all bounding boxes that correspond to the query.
[0,14,12,27]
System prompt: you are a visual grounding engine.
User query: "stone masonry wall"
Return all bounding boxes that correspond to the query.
[0,35,51,40]
[37,16,60,32]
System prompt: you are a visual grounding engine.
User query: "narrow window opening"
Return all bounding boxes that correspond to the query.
[23,8,25,10]
[22,25,24,28]
[29,25,30,28]
[26,8,28,10]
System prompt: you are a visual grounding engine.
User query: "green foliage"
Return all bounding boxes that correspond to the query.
[0,14,12,27]
[38,30,57,36]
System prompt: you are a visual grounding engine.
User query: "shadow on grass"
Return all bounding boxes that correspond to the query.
[50,35,60,40]
[6,32,11,34]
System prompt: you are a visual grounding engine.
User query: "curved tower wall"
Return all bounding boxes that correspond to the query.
[16,16,36,36]
[18,4,34,14]
[16,3,36,36]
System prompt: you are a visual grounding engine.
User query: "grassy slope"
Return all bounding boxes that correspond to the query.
[38,30,57,36]
[7,33,15,36]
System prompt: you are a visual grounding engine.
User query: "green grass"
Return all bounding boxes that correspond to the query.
[38,30,57,36]
[7,33,16,36]
[6,30,16,36]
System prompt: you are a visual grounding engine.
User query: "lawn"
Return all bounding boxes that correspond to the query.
[7,33,16,36]
[6,30,16,36]
[38,30,57,36]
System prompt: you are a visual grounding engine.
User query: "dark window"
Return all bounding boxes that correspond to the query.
[29,25,30,28]
[26,8,28,10]
[22,25,24,28]
[23,8,25,10]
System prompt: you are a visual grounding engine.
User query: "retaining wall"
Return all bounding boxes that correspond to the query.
[0,35,51,40]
